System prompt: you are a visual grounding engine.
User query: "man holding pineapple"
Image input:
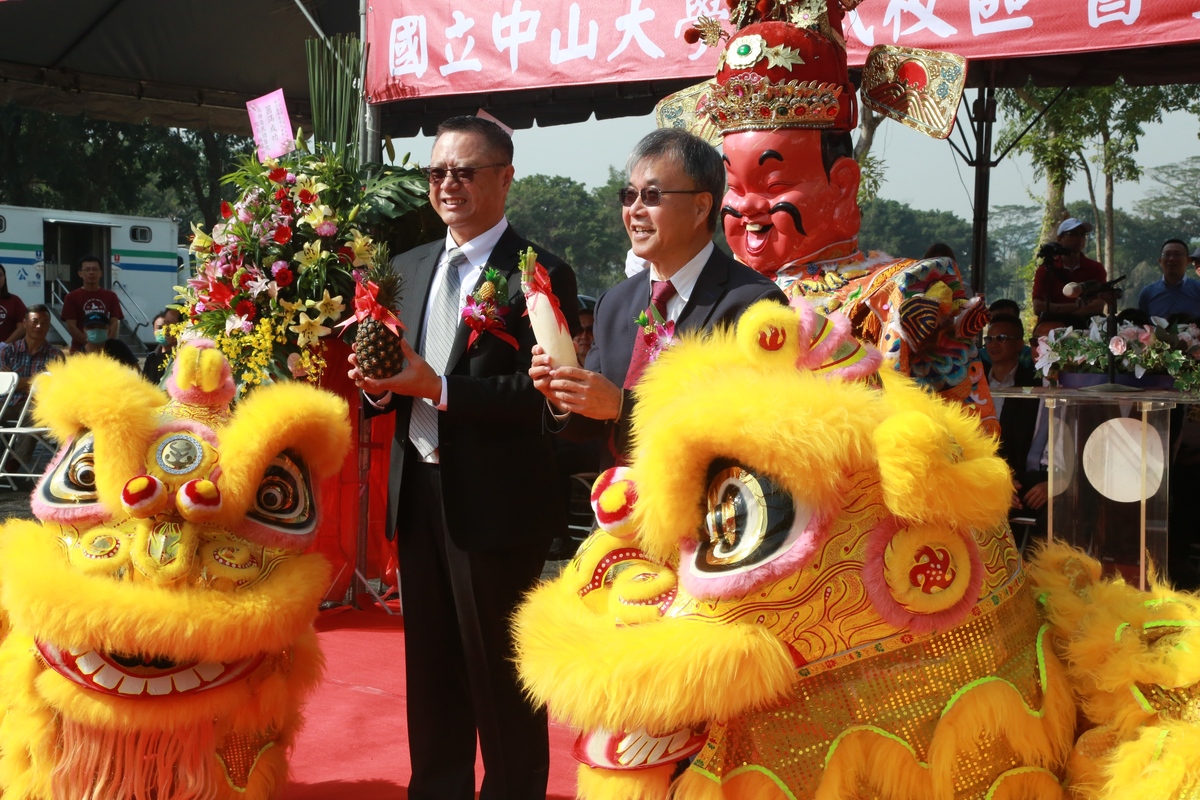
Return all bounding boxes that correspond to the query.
[349,115,580,800]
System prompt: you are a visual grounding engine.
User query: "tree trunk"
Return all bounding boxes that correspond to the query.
[1077,151,1102,261]
[854,103,884,162]
[1100,127,1115,274]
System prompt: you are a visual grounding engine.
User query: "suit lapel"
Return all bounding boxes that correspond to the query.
[677,248,728,333]
[398,241,441,353]
[445,226,524,371]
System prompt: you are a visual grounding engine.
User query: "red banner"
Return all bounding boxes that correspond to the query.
[365,0,1200,104]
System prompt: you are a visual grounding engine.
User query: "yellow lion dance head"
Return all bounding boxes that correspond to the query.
[516,300,1080,800]
[0,342,349,800]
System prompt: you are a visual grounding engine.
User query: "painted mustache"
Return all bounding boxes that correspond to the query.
[721,203,805,235]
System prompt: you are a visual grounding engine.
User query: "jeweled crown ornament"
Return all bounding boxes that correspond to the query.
[693,0,858,134]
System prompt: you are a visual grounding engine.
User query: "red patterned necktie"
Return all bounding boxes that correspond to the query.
[623,279,677,390]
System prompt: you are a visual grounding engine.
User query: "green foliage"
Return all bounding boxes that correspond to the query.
[0,104,252,238]
[987,204,1041,307]
[307,34,362,163]
[858,198,972,263]
[856,153,885,206]
[505,170,628,296]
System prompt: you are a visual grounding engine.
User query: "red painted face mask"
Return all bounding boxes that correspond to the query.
[721,128,859,275]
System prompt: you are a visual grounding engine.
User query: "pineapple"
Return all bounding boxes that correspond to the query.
[354,259,406,379]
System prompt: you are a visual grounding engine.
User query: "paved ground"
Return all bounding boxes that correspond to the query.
[0,488,33,522]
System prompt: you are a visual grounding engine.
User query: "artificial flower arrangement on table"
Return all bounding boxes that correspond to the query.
[178,139,427,392]
[1033,314,1200,393]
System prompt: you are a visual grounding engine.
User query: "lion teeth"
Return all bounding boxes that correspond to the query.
[194,662,225,681]
[172,668,201,692]
[146,676,174,696]
[75,651,103,675]
[118,676,147,695]
[93,663,123,689]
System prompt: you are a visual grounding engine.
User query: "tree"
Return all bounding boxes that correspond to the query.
[986,204,1041,307]
[998,82,1200,272]
[858,198,972,263]
[0,104,252,241]
[505,173,626,296]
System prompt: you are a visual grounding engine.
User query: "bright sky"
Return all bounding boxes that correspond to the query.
[391,108,1200,222]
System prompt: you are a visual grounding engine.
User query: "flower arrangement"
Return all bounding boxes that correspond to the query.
[462,268,516,350]
[1034,315,1200,393]
[636,306,676,365]
[178,142,427,392]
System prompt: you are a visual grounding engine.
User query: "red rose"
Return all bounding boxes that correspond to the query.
[236,300,256,320]
[297,189,317,205]
[337,246,354,264]
[268,167,289,184]
[274,267,294,287]
[273,225,292,245]
[275,187,288,201]
[280,198,295,215]
[238,271,254,289]
[221,201,233,219]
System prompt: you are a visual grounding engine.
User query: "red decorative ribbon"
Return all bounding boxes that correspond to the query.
[335,280,406,335]
[463,297,518,351]
[465,318,518,350]
[523,262,569,333]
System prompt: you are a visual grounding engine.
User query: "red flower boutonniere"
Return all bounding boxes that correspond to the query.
[635,306,675,364]
[462,268,517,350]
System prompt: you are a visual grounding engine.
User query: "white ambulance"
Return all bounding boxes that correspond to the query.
[0,205,183,349]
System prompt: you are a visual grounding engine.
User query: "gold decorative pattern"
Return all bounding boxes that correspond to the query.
[216,728,278,790]
[689,580,1044,797]
[703,72,842,134]
[861,45,967,140]
[654,81,723,146]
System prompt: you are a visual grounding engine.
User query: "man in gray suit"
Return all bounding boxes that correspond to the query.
[531,128,784,462]
[349,115,579,800]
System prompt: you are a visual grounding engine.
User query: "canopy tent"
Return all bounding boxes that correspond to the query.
[0,0,360,134]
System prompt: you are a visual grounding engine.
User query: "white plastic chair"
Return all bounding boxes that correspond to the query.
[0,377,53,487]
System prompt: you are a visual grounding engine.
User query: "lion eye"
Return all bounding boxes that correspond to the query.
[698,460,797,572]
[40,433,99,505]
[247,451,315,536]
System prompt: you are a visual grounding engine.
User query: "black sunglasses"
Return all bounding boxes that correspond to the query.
[618,187,705,207]
[986,334,1019,343]
[421,164,508,184]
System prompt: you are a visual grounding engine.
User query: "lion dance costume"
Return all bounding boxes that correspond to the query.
[516,300,1200,800]
[0,343,349,800]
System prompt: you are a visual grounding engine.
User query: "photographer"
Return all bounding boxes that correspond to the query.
[1031,219,1108,324]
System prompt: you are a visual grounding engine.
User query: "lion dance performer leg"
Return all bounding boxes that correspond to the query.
[0,342,349,800]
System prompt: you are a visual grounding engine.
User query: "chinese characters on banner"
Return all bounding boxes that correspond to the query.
[365,1,1200,104]
[246,89,295,162]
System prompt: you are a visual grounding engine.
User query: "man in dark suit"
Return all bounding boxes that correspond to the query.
[985,314,1041,508]
[531,128,784,461]
[348,115,579,800]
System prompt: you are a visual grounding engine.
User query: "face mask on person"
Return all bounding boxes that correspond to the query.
[154,329,169,346]
[86,328,107,345]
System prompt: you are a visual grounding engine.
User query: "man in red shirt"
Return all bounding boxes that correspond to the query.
[1031,219,1108,322]
[61,255,123,352]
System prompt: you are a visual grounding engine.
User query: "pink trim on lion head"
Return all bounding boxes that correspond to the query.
[677,507,832,601]
[862,518,985,635]
[30,438,109,526]
[789,298,883,381]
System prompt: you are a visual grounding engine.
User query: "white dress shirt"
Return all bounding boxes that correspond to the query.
[650,241,712,323]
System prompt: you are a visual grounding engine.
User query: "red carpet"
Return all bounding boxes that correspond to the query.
[282,606,578,799]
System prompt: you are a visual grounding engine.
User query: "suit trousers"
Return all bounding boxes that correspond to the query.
[398,452,551,800]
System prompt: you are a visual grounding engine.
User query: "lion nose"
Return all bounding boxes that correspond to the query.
[131,520,196,584]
